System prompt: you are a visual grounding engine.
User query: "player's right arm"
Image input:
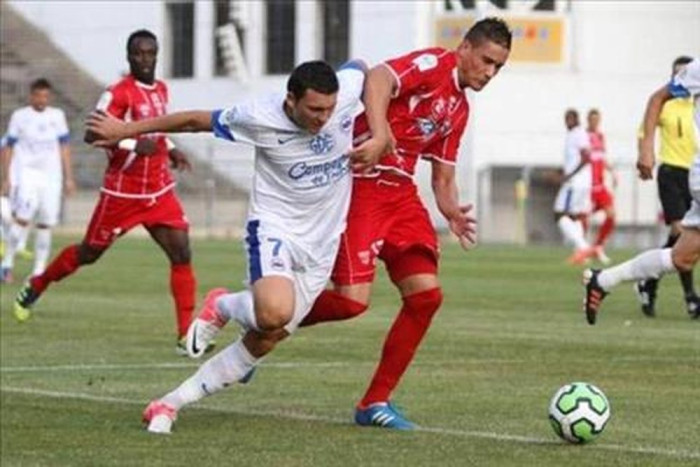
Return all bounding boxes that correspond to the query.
[86,110,212,147]
[0,143,12,197]
[637,85,672,180]
[84,87,159,156]
[639,58,699,179]
[1,112,20,196]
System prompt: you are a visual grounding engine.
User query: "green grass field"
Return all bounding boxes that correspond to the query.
[1,237,698,466]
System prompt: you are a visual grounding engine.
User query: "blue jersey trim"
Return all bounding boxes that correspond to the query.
[338,60,366,73]
[211,109,235,141]
[245,220,262,283]
[5,136,18,147]
[58,133,70,144]
[668,81,690,98]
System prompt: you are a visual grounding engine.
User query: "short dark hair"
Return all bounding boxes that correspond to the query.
[30,78,52,92]
[565,108,579,120]
[127,29,158,53]
[672,56,693,70]
[464,17,512,50]
[588,108,600,117]
[287,61,339,100]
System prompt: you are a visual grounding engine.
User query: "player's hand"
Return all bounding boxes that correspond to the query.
[348,135,388,173]
[135,138,157,156]
[636,138,655,180]
[86,110,127,147]
[63,178,76,196]
[169,148,192,172]
[448,204,477,251]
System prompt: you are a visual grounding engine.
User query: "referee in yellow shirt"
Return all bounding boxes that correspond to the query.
[635,56,699,317]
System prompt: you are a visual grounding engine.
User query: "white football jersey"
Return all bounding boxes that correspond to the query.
[563,126,591,189]
[5,106,69,183]
[212,68,365,248]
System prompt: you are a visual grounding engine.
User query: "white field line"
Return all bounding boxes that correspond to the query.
[0,358,533,373]
[1,386,699,461]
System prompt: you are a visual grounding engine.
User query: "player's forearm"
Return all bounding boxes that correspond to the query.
[432,167,461,221]
[1,146,13,185]
[640,86,671,149]
[363,65,396,142]
[60,145,74,181]
[121,111,213,137]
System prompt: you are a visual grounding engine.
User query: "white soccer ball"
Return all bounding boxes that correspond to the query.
[548,382,611,444]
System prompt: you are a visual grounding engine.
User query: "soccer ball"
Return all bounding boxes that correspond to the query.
[548,382,611,444]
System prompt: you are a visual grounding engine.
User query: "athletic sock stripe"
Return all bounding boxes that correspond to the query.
[245,220,262,282]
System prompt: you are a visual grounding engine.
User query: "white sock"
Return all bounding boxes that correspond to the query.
[1,223,28,269]
[16,224,30,252]
[216,290,259,331]
[33,228,52,276]
[161,338,259,410]
[598,248,675,291]
[558,216,589,250]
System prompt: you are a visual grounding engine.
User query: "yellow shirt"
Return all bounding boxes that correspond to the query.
[652,97,697,169]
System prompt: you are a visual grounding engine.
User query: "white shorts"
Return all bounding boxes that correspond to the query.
[553,184,591,215]
[11,172,62,226]
[681,157,700,228]
[243,219,340,333]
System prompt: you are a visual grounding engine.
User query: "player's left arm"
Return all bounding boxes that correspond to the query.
[431,160,477,251]
[86,110,213,147]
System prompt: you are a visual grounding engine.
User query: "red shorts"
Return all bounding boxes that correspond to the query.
[331,173,439,285]
[591,186,613,211]
[84,190,189,248]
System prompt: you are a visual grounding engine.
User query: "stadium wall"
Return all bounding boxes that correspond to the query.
[8,0,699,246]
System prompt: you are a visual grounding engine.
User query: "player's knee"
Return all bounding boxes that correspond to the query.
[671,248,698,273]
[403,287,443,318]
[77,244,103,265]
[13,218,31,227]
[170,247,191,265]
[254,301,293,331]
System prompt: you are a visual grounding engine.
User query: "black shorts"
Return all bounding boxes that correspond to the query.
[657,163,692,224]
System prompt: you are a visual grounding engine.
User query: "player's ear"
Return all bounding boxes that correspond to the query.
[285,92,297,109]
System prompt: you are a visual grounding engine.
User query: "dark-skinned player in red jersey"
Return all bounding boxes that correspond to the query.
[14,30,199,355]
[298,18,511,429]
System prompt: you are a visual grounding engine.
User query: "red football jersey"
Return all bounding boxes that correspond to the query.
[353,47,469,178]
[96,75,173,196]
[588,130,606,188]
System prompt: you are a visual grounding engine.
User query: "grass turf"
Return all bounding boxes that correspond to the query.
[1,236,698,466]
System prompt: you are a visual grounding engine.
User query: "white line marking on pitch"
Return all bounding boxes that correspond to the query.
[1,386,698,461]
[0,359,527,373]
[0,361,353,373]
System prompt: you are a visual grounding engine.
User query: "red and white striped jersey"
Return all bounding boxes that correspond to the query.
[353,47,469,178]
[95,75,173,196]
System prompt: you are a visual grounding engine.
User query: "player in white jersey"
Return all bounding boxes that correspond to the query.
[87,60,378,433]
[584,57,700,323]
[1,78,75,282]
[554,109,593,265]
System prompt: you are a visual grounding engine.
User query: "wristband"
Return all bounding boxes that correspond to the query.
[118,139,137,151]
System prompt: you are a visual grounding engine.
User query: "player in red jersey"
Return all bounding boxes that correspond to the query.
[300,18,511,429]
[586,109,617,264]
[14,30,197,354]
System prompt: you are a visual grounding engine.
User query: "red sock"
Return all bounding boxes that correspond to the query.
[595,216,615,246]
[170,263,196,338]
[300,289,368,327]
[31,244,80,294]
[359,287,443,407]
